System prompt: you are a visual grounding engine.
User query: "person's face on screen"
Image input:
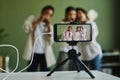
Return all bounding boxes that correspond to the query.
[68,26,72,31]
[76,27,83,32]
[77,27,81,31]
[80,27,83,31]
[66,10,76,22]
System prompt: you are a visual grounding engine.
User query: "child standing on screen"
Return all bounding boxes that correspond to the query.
[73,26,86,41]
[63,26,73,41]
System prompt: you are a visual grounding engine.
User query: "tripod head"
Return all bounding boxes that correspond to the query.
[67,41,78,46]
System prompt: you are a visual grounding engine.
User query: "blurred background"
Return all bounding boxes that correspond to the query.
[0,0,119,77]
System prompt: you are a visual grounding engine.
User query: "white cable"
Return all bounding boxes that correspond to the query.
[0,32,52,80]
[0,44,19,80]
[17,35,38,72]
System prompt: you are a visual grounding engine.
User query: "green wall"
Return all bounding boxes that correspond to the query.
[0,0,116,71]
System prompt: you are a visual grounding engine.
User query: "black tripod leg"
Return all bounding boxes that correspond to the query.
[76,58,95,79]
[47,58,69,76]
[72,59,80,72]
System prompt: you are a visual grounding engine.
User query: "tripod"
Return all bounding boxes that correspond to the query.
[47,42,95,79]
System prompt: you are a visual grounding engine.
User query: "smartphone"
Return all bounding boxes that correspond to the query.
[54,23,92,42]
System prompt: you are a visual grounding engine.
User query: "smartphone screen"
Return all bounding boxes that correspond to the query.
[54,23,92,42]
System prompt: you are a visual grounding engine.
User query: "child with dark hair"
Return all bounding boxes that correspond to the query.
[76,7,102,70]
[73,26,86,40]
[62,6,76,22]
[23,5,56,72]
[63,26,73,41]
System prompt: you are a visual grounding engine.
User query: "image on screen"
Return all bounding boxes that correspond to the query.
[55,24,92,42]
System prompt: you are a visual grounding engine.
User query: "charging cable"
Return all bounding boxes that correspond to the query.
[0,32,52,80]
[0,44,19,80]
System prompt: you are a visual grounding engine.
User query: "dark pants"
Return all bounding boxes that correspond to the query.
[27,53,49,72]
[82,55,101,70]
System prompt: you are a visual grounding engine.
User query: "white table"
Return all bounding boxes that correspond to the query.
[0,71,120,80]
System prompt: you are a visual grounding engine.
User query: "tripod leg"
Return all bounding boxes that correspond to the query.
[72,59,80,72]
[47,58,69,76]
[76,58,95,79]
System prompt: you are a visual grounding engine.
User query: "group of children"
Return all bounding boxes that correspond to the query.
[23,5,102,72]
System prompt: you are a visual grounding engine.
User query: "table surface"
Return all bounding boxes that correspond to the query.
[0,71,120,80]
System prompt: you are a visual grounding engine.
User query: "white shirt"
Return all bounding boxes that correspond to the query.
[78,20,102,61]
[59,21,72,52]
[34,22,46,54]
[63,31,73,41]
[73,31,86,41]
